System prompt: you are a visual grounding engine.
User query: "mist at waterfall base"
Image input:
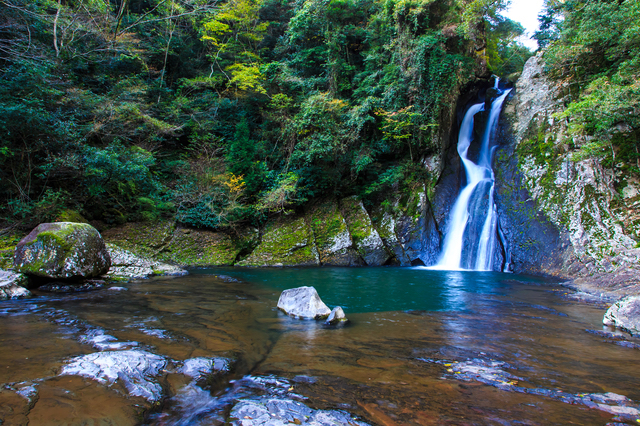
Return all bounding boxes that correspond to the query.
[431,81,512,272]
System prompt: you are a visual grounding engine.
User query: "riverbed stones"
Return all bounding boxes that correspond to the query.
[277,286,331,319]
[0,270,31,299]
[13,222,111,279]
[60,349,167,401]
[238,216,320,267]
[603,296,640,334]
[340,197,390,266]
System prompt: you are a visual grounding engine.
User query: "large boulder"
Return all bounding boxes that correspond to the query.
[603,296,640,334]
[13,222,111,279]
[0,270,31,299]
[277,286,331,319]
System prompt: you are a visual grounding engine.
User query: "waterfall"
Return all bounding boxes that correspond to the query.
[431,84,512,271]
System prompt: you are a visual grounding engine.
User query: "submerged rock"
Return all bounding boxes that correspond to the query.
[277,286,331,319]
[325,306,348,325]
[37,279,105,293]
[106,243,187,281]
[230,397,370,426]
[60,349,166,401]
[14,222,111,279]
[603,296,640,334]
[178,357,231,380]
[0,270,31,299]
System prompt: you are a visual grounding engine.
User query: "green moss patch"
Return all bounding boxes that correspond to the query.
[102,220,175,258]
[237,216,319,267]
[157,228,242,267]
[307,201,362,266]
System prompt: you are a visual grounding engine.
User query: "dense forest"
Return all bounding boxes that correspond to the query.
[2,0,635,234]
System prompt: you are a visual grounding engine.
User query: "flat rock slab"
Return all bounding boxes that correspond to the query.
[0,270,31,299]
[277,286,331,319]
[60,350,166,401]
[604,296,640,334]
[14,222,111,279]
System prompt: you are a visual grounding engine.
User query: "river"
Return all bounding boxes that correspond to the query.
[1,268,639,425]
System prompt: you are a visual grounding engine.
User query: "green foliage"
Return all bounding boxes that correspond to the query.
[0,0,529,229]
[543,0,640,175]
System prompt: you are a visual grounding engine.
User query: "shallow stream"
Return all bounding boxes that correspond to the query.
[1,267,639,425]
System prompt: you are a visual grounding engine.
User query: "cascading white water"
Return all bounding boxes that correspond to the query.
[431,83,512,271]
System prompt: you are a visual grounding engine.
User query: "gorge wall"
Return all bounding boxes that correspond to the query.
[495,54,640,296]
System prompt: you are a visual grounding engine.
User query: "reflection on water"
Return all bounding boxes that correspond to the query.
[1,268,639,425]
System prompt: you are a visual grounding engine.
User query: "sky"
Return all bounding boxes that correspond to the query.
[503,0,546,50]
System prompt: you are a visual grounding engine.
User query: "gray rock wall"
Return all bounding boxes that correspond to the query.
[497,54,640,294]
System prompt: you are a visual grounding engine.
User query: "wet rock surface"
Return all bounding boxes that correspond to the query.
[14,222,111,279]
[60,350,167,401]
[604,296,640,334]
[0,270,30,299]
[420,356,640,421]
[325,306,348,325]
[277,286,331,319]
[37,279,106,293]
[230,396,369,426]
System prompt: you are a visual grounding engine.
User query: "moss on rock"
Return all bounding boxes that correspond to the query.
[339,196,391,266]
[102,220,176,259]
[157,227,242,267]
[237,216,320,267]
[14,222,111,279]
[307,201,363,266]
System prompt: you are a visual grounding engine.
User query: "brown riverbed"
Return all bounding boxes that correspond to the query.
[1,269,639,425]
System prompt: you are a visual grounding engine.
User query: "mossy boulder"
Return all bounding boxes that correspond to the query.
[13,222,111,279]
[157,227,243,267]
[339,196,391,266]
[307,201,364,266]
[237,216,320,267]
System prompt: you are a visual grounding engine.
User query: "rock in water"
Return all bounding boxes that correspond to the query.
[277,286,331,319]
[14,222,111,279]
[60,350,166,401]
[325,306,348,325]
[0,270,31,299]
[604,296,640,334]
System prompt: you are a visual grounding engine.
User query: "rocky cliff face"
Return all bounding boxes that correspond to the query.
[498,54,640,296]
